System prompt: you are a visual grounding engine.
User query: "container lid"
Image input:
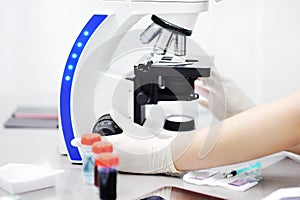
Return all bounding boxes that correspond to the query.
[92,141,113,154]
[80,133,101,146]
[95,153,119,167]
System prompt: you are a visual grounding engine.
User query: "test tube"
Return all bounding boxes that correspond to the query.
[153,29,173,55]
[96,153,119,200]
[92,141,113,187]
[139,23,162,44]
[80,133,101,185]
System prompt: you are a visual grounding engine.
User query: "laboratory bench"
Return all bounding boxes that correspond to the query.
[0,95,300,200]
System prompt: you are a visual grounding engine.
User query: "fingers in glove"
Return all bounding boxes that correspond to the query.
[198,98,210,109]
[109,108,156,139]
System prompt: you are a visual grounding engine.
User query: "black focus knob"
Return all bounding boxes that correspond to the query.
[92,114,123,136]
[136,92,150,105]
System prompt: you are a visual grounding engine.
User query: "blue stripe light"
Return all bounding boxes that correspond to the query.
[71,53,78,59]
[77,42,83,47]
[60,15,108,162]
[68,65,74,70]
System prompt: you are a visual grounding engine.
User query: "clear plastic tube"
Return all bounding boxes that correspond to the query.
[80,133,101,185]
[82,146,95,185]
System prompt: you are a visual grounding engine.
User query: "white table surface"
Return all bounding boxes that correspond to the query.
[0,95,300,200]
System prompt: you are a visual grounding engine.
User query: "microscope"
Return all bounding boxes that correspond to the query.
[59,0,218,163]
[130,15,210,131]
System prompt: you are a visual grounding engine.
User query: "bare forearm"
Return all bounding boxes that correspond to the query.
[287,144,300,154]
[173,90,300,171]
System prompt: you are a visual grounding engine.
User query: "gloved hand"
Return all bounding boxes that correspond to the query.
[103,109,185,175]
[195,67,255,120]
[139,186,172,199]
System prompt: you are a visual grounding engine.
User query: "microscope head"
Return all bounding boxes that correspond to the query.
[140,15,192,57]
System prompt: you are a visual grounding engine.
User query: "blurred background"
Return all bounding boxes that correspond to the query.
[0,0,299,105]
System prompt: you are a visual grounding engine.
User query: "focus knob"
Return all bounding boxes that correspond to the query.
[136,92,150,105]
[92,114,123,136]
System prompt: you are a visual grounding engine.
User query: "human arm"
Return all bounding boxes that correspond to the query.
[102,89,300,174]
[173,89,300,171]
[286,144,300,154]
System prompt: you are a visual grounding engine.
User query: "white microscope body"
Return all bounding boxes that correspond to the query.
[59,0,216,163]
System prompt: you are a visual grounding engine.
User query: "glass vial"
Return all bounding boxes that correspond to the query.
[80,133,101,185]
[96,153,119,200]
[92,141,113,187]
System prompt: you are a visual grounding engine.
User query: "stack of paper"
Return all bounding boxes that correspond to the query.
[0,163,64,194]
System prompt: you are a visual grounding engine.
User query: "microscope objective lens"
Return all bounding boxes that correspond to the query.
[153,30,173,55]
[140,23,162,44]
[174,34,186,56]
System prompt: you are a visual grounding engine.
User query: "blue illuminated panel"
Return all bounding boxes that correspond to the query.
[60,15,107,162]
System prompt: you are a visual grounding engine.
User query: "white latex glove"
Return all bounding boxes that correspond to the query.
[103,109,186,175]
[195,67,255,120]
[139,186,172,199]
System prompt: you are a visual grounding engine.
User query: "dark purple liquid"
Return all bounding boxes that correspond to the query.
[98,167,117,200]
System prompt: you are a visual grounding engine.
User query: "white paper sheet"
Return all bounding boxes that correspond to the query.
[183,151,300,192]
